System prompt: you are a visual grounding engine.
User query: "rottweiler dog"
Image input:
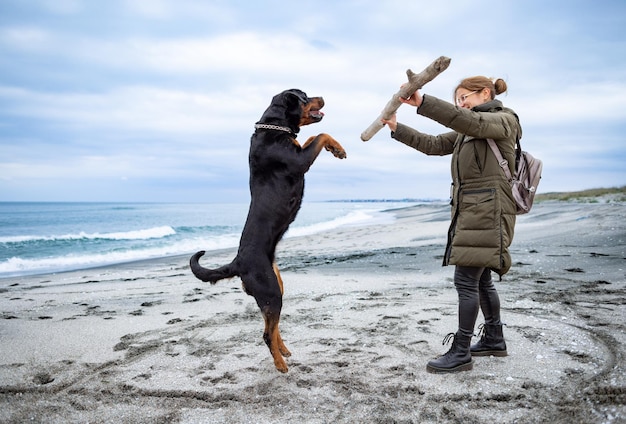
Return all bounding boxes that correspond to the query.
[190,89,346,372]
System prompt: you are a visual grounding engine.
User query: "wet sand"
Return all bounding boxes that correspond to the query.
[0,200,624,423]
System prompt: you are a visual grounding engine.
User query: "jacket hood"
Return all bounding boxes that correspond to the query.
[474,100,522,140]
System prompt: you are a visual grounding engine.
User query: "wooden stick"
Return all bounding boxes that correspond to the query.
[360,56,451,141]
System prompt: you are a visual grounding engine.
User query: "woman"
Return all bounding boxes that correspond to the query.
[382,76,520,373]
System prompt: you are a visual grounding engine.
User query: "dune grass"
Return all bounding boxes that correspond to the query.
[535,186,626,203]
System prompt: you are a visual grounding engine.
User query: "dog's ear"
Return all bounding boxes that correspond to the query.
[285,89,309,105]
[281,90,307,131]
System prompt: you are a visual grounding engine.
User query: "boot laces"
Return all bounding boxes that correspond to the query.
[476,322,506,341]
[440,332,458,357]
[476,323,486,340]
[441,332,455,346]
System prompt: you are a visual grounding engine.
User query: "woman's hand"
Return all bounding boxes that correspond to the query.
[381,113,398,131]
[399,89,423,107]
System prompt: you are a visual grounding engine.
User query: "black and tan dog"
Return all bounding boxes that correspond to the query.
[190,89,346,372]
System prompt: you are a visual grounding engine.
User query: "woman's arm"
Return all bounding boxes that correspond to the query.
[391,123,457,156]
[417,95,518,141]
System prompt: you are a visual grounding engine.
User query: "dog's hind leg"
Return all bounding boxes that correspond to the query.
[272,263,291,358]
[243,267,290,373]
[262,306,289,373]
[272,262,285,295]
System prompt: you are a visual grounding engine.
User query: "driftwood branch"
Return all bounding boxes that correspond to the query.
[360,56,451,142]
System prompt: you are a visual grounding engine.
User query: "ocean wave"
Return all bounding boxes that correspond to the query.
[0,232,241,278]
[0,202,407,278]
[0,211,384,277]
[0,226,177,244]
[285,209,393,238]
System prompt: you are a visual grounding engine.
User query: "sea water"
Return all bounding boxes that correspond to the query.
[0,201,425,278]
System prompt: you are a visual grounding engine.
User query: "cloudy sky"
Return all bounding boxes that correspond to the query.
[1,0,625,202]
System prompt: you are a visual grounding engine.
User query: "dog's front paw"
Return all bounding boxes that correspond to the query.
[326,143,347,159]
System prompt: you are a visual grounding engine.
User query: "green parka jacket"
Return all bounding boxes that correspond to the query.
[391,95,521,276]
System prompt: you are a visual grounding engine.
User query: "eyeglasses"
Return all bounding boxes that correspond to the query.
[456,90,478,105]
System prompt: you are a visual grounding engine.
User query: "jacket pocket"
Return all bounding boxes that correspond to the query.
[457,188,496,230]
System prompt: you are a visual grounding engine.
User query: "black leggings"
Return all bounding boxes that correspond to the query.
[454,266,502,337]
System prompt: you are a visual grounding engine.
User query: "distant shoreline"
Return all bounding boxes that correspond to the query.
[534,185,625,202]
[1,186,624,204]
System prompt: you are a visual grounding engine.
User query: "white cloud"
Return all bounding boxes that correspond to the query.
[0,85,260,134]
[41,0,83,14]
[0,27,51,50]
[122,0,171,19]
[121,0,234,21]
[0,0,624,201]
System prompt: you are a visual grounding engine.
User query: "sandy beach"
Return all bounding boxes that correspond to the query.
[1,199,624,423]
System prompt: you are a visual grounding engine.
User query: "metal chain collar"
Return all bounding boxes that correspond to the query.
[254,124,293,134]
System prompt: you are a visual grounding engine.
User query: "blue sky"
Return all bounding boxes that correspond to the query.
[1,0,625,202]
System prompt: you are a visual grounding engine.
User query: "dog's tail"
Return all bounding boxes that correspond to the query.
[189,251,238,283]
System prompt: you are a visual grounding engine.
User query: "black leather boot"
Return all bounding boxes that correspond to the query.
[470,323,507,357]
[426,332,474,373]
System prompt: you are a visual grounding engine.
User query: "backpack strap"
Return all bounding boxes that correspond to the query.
[487,139,513,181]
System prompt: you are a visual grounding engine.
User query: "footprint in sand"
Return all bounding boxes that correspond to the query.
[33,372,54,385]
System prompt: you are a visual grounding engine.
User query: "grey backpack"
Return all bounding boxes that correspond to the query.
[488,138,543,214]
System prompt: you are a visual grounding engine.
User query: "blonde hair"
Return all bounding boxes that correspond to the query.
[454,76,507,100]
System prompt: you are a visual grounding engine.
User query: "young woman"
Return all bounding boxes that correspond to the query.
[382,76,520,373]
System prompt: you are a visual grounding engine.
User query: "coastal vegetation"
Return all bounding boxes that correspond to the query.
[535,186,626,203]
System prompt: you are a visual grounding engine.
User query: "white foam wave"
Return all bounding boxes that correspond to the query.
[0,232,241,278]
[0,226,176,244]
[0,206,400,278]
[286,209,393,238]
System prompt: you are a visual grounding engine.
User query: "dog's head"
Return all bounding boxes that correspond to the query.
[257,89,324,134]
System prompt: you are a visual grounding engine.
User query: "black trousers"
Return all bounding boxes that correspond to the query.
[454,266,502,337]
